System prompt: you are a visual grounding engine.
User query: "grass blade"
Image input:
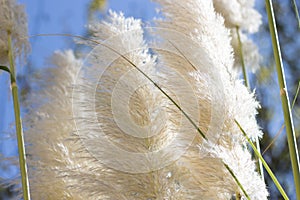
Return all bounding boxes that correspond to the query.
[236,27,249,88]
[292,0,300,30]
[235,119,289,200]
[265,1,300,199]
[0,65,11,74]
[224,163,250,200]
[262,80,300,155]
[292,80,300,108]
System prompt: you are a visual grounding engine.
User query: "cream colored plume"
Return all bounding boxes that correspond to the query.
[213,0,262,72]
[24,1,268,199]
[0,0,30,65]
[154,0,268,198]
[25,50,85,199]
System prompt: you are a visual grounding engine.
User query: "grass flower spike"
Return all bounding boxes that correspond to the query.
[213,0,262,72]
[155,0,268,198]
[212,0,264,179]
[72,11,193,199]
[25,50,84,199]
[212,0,261,33]
[0,0,29,65]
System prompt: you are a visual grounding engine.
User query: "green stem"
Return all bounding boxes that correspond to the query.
[236,27,249,88]
[7,32,31,200]
[236,27,264,181]
[292,0,300,30]
[292,81,300,109]
[224,163,250,200]
[235,120,289,200]
[265,1,300,199]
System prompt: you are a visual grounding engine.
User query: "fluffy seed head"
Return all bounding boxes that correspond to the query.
[212,0,262,72]
[25,50,84,199]
[0,0,30,65]
[213,0,262,33]
[24,1,268,199]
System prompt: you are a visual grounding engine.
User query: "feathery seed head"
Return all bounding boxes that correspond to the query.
[213,0,262,33]
[155,0,267,198]
[0,0,30,65]
[25,1,268,199]
[25,50,84,199]
[212,0,262,72]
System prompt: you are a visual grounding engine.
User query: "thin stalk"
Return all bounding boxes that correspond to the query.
[265,1,300,199]
[236,27,249,88]
[224,163,250,200]
[235,120,289,200]
[236,27,264,181]
[292,0,300,29]
[7,31,30,200]
[262,124,284,155]
[263,80,300,155]
[292,80,300,108]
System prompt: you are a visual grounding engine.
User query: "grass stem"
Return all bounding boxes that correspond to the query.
[235,120,289,200]
[292,0,300,30]
[292,81,300,108]
[7,31,31,200]
[263,80,300,155]
[236,27,249,88]
[265,1,300,199]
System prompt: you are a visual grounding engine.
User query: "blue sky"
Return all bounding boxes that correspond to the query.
[16,0,158,68]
